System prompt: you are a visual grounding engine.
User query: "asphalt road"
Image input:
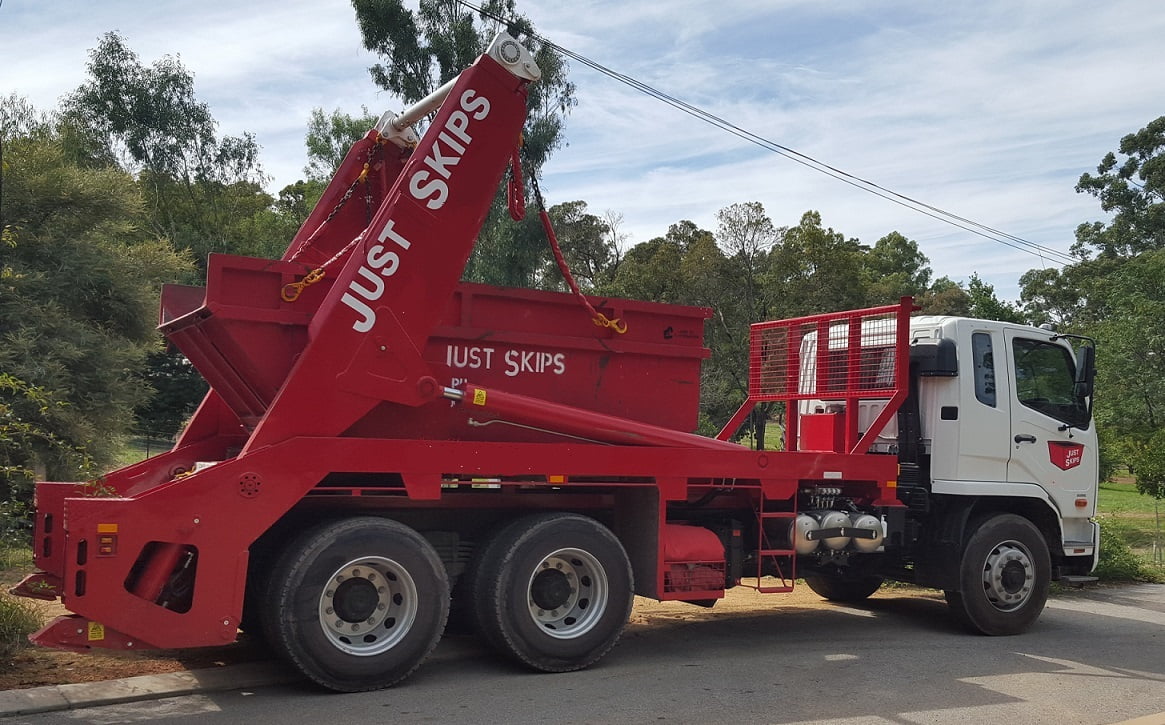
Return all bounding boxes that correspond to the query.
[13,585,1165,725]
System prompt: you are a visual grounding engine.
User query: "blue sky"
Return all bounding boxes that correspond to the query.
[4,0,1164,301]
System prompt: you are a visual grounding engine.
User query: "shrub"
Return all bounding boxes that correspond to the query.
[0,594,41,658]
[1095,520,1165,583]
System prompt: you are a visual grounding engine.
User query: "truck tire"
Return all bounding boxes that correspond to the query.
[471,513,633,672]
[803,571,884,602]
[945,513,1050,636]
[265,516,449,692]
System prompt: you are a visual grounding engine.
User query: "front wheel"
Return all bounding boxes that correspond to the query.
[265,517,449,692]
[945,514,1050,636]
[471,513,633,672]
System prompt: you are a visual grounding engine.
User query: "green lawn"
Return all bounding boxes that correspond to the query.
[1098,478,1164,567]
[112,435,172,467]
[1098,477,1158,514]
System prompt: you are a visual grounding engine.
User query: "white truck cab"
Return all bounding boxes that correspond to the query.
[796,313,1099,634]
[912,317,1099,563]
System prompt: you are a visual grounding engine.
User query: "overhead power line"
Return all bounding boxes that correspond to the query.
[458,0,1081,267]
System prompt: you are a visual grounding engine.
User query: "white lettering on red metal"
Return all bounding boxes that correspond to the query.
[446,345,496,370]
[504,350,566,377]
[340,219,413,333]
[445,344,565,377]
[1048,441,1084,471]
[408,90,491,211]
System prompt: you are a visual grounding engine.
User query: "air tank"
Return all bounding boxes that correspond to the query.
[849,513,885,553]
[810,510,853,551]
[790,513,820,555]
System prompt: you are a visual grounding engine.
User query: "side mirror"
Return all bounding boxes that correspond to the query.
[1074,344,1095,399]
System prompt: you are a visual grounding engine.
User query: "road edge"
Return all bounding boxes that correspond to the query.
[0,661,301,717]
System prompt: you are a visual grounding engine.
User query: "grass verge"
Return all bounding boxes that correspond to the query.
[1096,477,1165,582]
[0,594,40,659]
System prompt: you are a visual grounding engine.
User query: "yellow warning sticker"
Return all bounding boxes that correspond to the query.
[472,388,487,406]
[97,523,118,533]
[87,622,105,641]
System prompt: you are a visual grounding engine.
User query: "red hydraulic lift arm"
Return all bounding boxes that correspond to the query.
[243,34,541,452]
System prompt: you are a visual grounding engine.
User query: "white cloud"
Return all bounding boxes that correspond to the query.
[3,0,1163,302]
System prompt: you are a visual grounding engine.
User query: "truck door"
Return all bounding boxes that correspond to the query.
[1004,329,1096,496]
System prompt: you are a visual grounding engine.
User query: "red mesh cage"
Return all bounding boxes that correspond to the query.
[749,303,906,402]
[721,298,913,454]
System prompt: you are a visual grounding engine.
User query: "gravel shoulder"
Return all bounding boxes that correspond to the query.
[0,580,946,691]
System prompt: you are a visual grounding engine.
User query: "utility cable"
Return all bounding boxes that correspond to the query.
[458,0,1080,266]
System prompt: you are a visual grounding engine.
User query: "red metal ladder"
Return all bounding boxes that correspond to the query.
[744,492,796,593]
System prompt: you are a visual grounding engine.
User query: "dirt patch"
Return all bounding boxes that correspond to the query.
[0,594,267,691]
[0,581,944,691]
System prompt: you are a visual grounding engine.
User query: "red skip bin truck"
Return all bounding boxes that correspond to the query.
[13,34,1099,692]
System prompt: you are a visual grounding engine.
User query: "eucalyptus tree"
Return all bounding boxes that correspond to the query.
[352,0,576,287]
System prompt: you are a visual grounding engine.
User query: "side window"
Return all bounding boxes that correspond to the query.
[972,332,996,407]
[1011,337,1090,428]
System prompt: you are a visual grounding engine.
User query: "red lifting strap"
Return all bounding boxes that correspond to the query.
[508,148,525,221]
[515,147,627,334]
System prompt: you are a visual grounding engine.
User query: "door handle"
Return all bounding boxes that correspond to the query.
[1014,434,1037,444]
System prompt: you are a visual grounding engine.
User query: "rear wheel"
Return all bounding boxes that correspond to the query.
[265,517,449,692]
[472,513,633,672]
[803,571,884,602]
[945,514,1050,636]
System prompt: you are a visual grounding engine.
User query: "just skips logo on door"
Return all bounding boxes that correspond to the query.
[341,89,492,333]
[1048,441,1084,471]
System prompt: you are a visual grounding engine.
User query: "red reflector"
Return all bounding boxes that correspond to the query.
[1075,499,1088,508]
[1074,548,1086,554]
[97,534,117,556]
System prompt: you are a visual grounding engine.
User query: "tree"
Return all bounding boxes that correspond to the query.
[862,231,932,303]
[966,273,1025,323]
[1129,427,1165,564]
[1019,118,1165,482]
[1,103,192,502]
[767,211,867,317]
[304,106,380,182]
[351,0,576,286]
[1090,249,1165,445]
[916,276,972,316]
[707,203,781,445]
[1073,116,1165,258]
[609,222,714,304]
[58,33,307,438]
[61,32,270,268]
[1018,266,1085,328]
[538,200,618,291]
[609,235,687,304]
